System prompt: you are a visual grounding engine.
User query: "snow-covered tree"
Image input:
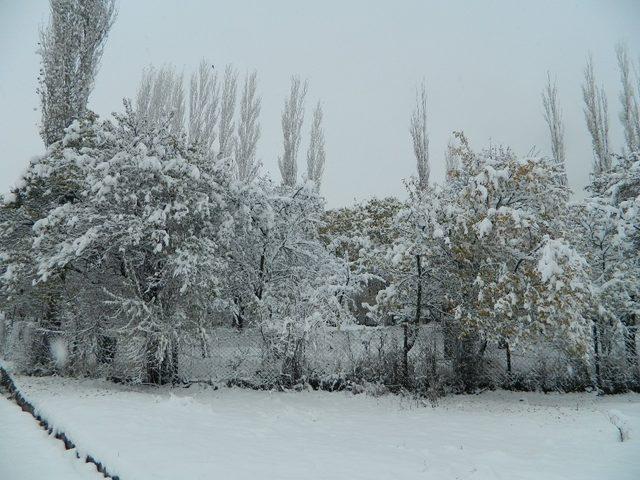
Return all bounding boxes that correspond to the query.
[582,56,611,174]
[23,102,235,384]
[218,65,238,161]
[573,148,640,389]
[444,137,460,178]
[410,81,430,190]
[234,71,261,182]
[569,199,637,389]
[375,137,591,390]
[542,73,567,182]
[223,180,358,383]
[370,184,447,384]
[135,65,185,135]
[279,76,308,187]
[38,0,117,146]
[451,144,589,348]
[320,196,402,324]
[1,114,113,372]
[306,102,325,190]
[615,44,640,155]
[226,181,350,325]
[136,61,245,163]
[188,60,220,157]
[607,152,640,379]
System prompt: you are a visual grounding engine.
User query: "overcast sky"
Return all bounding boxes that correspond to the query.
[1,0,639,207]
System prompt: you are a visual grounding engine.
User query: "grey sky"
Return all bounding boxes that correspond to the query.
[1,0,639,208]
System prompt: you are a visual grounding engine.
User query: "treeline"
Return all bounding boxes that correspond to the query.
[0,0,638,393]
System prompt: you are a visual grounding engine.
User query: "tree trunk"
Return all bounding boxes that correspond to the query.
[171,341,179,382]
[453,333,485,393]
[146,341,161,385]
[337,254,350,307]
[593,321,601,390]
[622,314,638,384]
[442,318,454,359]
[97,335,117,366]
[414,255,422,326]
[498,338,512,375]
[146,337,179,385]
[402,255,423,387]
[33,278,64,371]
[233,296,245,330]
[255,249,266,301]
[402,323,410,386]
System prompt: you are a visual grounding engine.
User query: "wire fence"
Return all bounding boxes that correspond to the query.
[1,318,638,393]
[166,324,603,392]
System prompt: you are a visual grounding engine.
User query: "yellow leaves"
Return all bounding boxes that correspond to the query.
[511,160,535,183]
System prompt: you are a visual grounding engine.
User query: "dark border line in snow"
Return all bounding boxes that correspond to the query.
[0,365,121,480]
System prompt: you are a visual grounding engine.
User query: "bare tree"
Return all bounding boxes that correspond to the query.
[234,71,261,182]
[218,65,238,160]
[616,43,640,154]
[279,76,308,187]
[189,60,219,157]
[410,80,429,190]
[306,102,326,190]
[542,72,567,184]
[38,0,117,146]
[135,65,185,135]
[582,56,611,174]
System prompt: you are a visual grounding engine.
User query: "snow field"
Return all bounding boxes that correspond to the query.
[0,394,103,480]
[10,375,640,480]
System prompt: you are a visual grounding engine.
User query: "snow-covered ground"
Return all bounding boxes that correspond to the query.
[9,375,640,480]
[0,395,103,480]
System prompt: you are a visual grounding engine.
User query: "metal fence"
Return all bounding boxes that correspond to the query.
[1,318,637,392]
[174,324,600,391]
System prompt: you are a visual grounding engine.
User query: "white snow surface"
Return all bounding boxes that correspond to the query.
[10,376,640,480]
[0,395,103,480]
